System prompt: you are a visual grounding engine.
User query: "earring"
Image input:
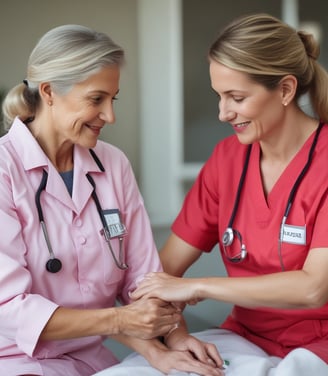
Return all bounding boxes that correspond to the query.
[283,102,288,107]
[48,100,53,106]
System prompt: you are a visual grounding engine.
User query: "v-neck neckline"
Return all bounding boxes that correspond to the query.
[250,129,319,218]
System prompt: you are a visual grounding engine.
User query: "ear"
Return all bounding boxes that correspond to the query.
[279,75,297,106]
[39,82,53,105]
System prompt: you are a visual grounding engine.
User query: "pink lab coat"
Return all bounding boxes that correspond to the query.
[0,117,162,375]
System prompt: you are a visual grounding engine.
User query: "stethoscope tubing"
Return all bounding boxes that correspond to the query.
[224,122,324,267]
[35,170,57,258]
[35,150,128,272]
[86,173,128,270]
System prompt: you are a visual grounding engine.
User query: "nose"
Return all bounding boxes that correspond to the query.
[218,99,235,123]
[98,102,116,124]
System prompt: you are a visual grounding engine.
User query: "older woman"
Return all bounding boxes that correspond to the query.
[0,24,218,376]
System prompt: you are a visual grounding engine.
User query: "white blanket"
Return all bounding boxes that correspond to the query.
[94,329,328,375]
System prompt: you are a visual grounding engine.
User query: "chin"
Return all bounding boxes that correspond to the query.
[79,139,98,149]
[236,134,254,145]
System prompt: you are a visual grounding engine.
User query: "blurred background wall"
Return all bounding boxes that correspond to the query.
[0,0,140,173]
[1,0,327,361]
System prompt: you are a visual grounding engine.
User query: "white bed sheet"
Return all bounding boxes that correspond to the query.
[94,329,328,375]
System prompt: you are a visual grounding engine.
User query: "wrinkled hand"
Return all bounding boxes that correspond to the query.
[148,346,225,376]
[116,297,181,339]
[165,328,223,370]
[130,272,201,305]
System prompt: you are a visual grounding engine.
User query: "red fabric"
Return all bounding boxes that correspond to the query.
[172,125,328,362]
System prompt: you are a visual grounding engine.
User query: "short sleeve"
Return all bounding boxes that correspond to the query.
[172,147,220,252]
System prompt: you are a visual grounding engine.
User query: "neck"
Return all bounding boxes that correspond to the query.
[259,110,319,196]
[260,110,318,164]
[28,116,74,172]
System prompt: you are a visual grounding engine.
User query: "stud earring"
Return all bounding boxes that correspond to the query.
[48,100,53,106]
[283,102,288,107]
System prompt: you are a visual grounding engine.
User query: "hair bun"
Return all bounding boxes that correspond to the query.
[297,31,320,60]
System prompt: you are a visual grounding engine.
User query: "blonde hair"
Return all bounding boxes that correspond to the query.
[209,13,328,122]
[2,24,124,129]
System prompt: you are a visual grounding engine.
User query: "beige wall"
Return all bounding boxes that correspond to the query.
[0,0,140,175]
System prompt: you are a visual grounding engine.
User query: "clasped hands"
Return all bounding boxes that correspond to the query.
[128,272,224,376]
[130,271,201,305]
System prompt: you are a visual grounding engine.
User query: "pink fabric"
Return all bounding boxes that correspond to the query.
[0,117,162,375]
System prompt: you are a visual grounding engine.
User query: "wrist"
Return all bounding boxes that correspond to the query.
[144,338,168,363]
[105,306,121,336]
[195,278,207,300]
[164,326,188,348]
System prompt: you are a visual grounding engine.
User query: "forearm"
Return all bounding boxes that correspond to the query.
[196,270,324,309]
[40,306,119,340]
[110,334,167,359]
[109,317,189,355]
[41,298,181,341]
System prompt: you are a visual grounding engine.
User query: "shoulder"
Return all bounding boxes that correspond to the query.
[92,140,131,167]
[205,134,249,171]
[312,122,328,169]
[89,140,136,183]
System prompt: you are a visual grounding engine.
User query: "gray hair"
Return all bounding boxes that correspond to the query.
[2,24,125,129]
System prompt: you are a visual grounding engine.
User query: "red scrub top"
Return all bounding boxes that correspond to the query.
[172,124,328,362]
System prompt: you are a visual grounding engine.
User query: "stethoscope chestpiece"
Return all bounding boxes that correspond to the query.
[222,227,234,246]
[46,258,62,273]
[222,227,247,263]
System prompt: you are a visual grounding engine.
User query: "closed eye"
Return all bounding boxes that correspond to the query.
[233,97,244,103]
[90,96,103,104]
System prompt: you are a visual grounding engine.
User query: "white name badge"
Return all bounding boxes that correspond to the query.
[103,209,127,238]
[282,224,306,245]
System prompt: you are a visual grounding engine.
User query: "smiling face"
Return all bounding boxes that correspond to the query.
[54,65,120,149]
[42,65,120,151]
[209,60,286,145]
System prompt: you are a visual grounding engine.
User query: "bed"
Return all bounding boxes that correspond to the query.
[94,328,328,375]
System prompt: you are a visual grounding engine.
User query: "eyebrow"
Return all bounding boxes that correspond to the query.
[212,88,246,96]
[89,89,120,96]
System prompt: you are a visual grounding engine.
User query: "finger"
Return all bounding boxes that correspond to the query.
[172,301,186,311]
[129,285,156,300]
[152,298,176,308]
[176,357,225,376]
[190,345,209,363]
[154,322,181,338]
[143,271,157,279]
[128,287,146,300]
[186,341,223,369]
[205,344,223,368]
[158,310,181,326]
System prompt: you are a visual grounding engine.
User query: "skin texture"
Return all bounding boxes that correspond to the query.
[32,66,182,341]
[130,62,328,365]
[28,66,223,376]
[30,66,120,171]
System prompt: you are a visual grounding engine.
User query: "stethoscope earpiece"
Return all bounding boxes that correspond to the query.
[46,258,62,273]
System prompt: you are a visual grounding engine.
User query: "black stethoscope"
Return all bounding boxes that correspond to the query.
[222,122,324,270]
[35,149,128,273]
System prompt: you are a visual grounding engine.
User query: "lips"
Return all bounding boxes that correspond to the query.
[86,124,103,134]
[232,121,250,132]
